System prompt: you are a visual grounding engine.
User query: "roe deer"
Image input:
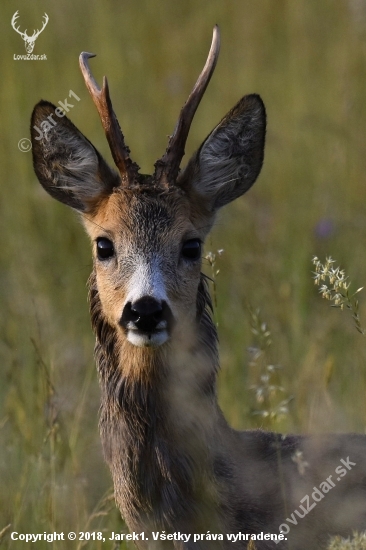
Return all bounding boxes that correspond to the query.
[31,27,366,550]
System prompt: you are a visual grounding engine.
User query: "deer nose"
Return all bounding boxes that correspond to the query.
[121,297,173,333]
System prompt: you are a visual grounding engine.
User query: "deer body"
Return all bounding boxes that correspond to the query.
[31,28,366,549]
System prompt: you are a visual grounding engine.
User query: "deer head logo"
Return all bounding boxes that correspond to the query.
[11,11,49,54]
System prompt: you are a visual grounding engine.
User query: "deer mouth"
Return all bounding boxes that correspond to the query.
[126,325,170,348]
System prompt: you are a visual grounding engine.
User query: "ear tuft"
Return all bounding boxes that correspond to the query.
[31,101,120,212]
[180,94,266,212]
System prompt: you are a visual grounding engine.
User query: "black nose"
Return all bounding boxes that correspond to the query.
[121,297,173,333]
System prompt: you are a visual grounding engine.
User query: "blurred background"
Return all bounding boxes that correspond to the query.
[2,0,366,547]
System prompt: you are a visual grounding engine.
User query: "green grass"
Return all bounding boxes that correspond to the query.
[328,532,366,550]
[2,0,366,548]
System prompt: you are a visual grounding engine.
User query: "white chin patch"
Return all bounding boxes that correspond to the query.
[126,329,169,348]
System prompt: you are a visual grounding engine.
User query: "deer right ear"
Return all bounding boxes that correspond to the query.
[31,101,120,212]
[179,94,266,213]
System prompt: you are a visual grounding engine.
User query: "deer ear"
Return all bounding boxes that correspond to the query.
[31,101,120,212]
[179,94,266,212]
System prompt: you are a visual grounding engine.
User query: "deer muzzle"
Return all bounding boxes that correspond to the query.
[120,297,174,347]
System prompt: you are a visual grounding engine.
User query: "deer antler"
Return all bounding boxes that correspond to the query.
[11,11,27,39]
[32,13,49,40]
[154,25,221,186]
[79,53,139,185]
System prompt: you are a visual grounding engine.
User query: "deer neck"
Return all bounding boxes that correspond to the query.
[88,271,222,528]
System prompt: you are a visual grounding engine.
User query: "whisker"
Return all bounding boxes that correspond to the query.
[83,215,111,235]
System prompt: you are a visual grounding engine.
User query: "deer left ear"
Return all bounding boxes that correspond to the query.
[31,100,120,212]
[179,94,266,212]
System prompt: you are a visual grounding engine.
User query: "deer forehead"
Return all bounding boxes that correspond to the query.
[84,188,199,253]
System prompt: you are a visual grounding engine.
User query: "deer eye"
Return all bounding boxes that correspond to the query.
[96,238,114,260]
[181,239,201,261]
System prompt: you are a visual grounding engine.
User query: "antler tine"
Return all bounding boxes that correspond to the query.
[79,52,138,184]
[155,25,221,185]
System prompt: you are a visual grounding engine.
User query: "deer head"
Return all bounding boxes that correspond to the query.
[31,27,266,350]
[12,11,49,54]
